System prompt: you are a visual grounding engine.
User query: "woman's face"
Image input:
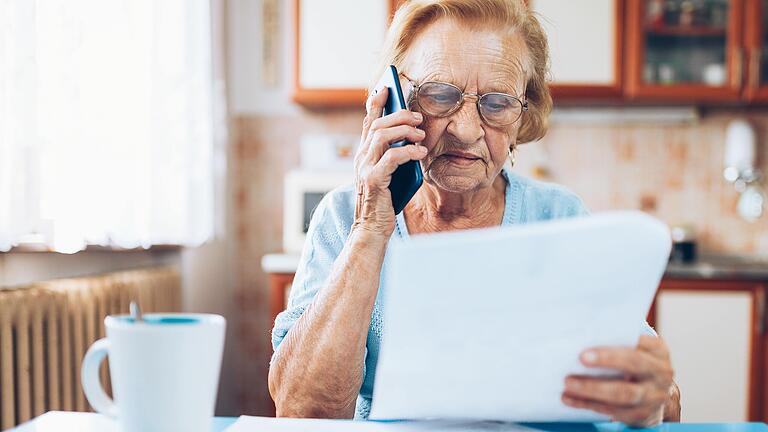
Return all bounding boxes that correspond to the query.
[401,19,528,193]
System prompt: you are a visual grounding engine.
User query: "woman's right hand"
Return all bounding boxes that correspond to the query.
[353,86,428,238]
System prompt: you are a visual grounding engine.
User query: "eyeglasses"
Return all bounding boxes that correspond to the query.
[402,73,528,128]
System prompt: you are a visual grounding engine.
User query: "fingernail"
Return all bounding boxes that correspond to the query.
[581,350,597,364]
[413,112,423,121]
[418,145,428,153]
[417,128,426,135]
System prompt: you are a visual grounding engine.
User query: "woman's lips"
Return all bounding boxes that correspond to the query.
[442,152,481,166]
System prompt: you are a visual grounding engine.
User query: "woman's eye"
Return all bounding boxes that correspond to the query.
[483,98,511,112]
[427,94,454,104]
[484,103,506,112]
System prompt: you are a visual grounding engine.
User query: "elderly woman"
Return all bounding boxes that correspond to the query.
[269,0,680,427]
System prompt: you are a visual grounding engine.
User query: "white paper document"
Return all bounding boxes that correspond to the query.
[368,211,671,422]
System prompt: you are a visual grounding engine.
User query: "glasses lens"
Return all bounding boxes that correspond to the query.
[479,93,523,126]
[417,82,462,116]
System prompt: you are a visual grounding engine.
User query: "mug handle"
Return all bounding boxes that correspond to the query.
[81,338,118,418]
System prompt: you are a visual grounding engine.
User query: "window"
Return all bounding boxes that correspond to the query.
[0,0,223,253]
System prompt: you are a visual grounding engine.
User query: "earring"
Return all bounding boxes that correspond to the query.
[509,143,517,167]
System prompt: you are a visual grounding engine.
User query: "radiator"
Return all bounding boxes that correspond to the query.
[0,267,180,430]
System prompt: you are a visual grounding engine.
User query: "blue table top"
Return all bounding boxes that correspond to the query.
[6,412,768,432]
[520,422,768,432]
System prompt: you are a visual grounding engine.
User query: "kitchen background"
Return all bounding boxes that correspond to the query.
[1,0,767,429]
[234,0,768,422]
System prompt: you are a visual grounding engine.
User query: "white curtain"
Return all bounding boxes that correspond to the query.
[0,0,221,253]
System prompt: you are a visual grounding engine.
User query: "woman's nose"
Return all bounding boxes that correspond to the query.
[446,98,484,144]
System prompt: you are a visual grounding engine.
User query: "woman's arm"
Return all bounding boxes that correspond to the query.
[268,87,427,418]
[268,229,388,418]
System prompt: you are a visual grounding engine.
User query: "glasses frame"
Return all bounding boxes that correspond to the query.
[401,73,528,127]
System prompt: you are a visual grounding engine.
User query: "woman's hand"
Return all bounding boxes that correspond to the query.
[353,87,427,238]
[562,335,679,427]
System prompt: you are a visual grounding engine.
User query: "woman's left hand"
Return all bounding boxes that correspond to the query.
[562,335,677,427]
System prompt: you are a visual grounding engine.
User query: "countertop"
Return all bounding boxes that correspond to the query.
[665,255,768,281]
[263,253,768,282]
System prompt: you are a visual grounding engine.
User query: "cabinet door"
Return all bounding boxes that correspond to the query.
[654,279,765,421]
[530,0,623,99]
[625,0,744,101]
[293,0,395,107]
[269,273,295,322]
[744,0,768,101]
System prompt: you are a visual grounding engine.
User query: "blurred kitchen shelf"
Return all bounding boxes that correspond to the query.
[549,106,699,125]
[645,24,727,37]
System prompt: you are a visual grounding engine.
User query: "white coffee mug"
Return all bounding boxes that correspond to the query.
[81,313,226,432]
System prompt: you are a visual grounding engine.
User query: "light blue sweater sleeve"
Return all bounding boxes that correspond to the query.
[271,186,352,354]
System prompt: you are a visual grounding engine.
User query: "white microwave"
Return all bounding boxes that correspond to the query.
[283,170,354,254]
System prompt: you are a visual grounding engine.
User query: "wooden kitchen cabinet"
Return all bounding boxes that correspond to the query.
[269,273,295,323]
[295,0,768,106]
[292,0,397,107]
[744,0,768,101]
[649,278,766,422]
[625,0,745,101]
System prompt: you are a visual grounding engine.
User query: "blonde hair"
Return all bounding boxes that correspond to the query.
[373,0,552,144]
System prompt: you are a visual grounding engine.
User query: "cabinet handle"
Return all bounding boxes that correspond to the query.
[750,47,761,90]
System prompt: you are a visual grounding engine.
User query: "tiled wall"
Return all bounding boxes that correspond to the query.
[232,108,768,414]
[232,110,363,414]
[522,112,768,255]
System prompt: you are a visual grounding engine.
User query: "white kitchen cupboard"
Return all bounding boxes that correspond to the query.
[293,0,396,106]
[528,0,623,99]
[652,279,766,422]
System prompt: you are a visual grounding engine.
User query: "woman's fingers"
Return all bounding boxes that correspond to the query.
[568,338,675,427]
[358,87,390,160]
[367,125,426,162]
[579,346,669,379]
[360,88,390,149]
[371,109,423,133]
[359,102,423,163]
[638,335,671,359]
[358,89,424,167]
[366,86,388,118]
[369,144,428,181]
[563,375,666,408]
[353,85,427,235]
[562,394,663,428]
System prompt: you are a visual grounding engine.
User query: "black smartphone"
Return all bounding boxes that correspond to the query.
[374,64,423,215]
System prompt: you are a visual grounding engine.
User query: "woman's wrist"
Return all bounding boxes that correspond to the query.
[350,223,392,245]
